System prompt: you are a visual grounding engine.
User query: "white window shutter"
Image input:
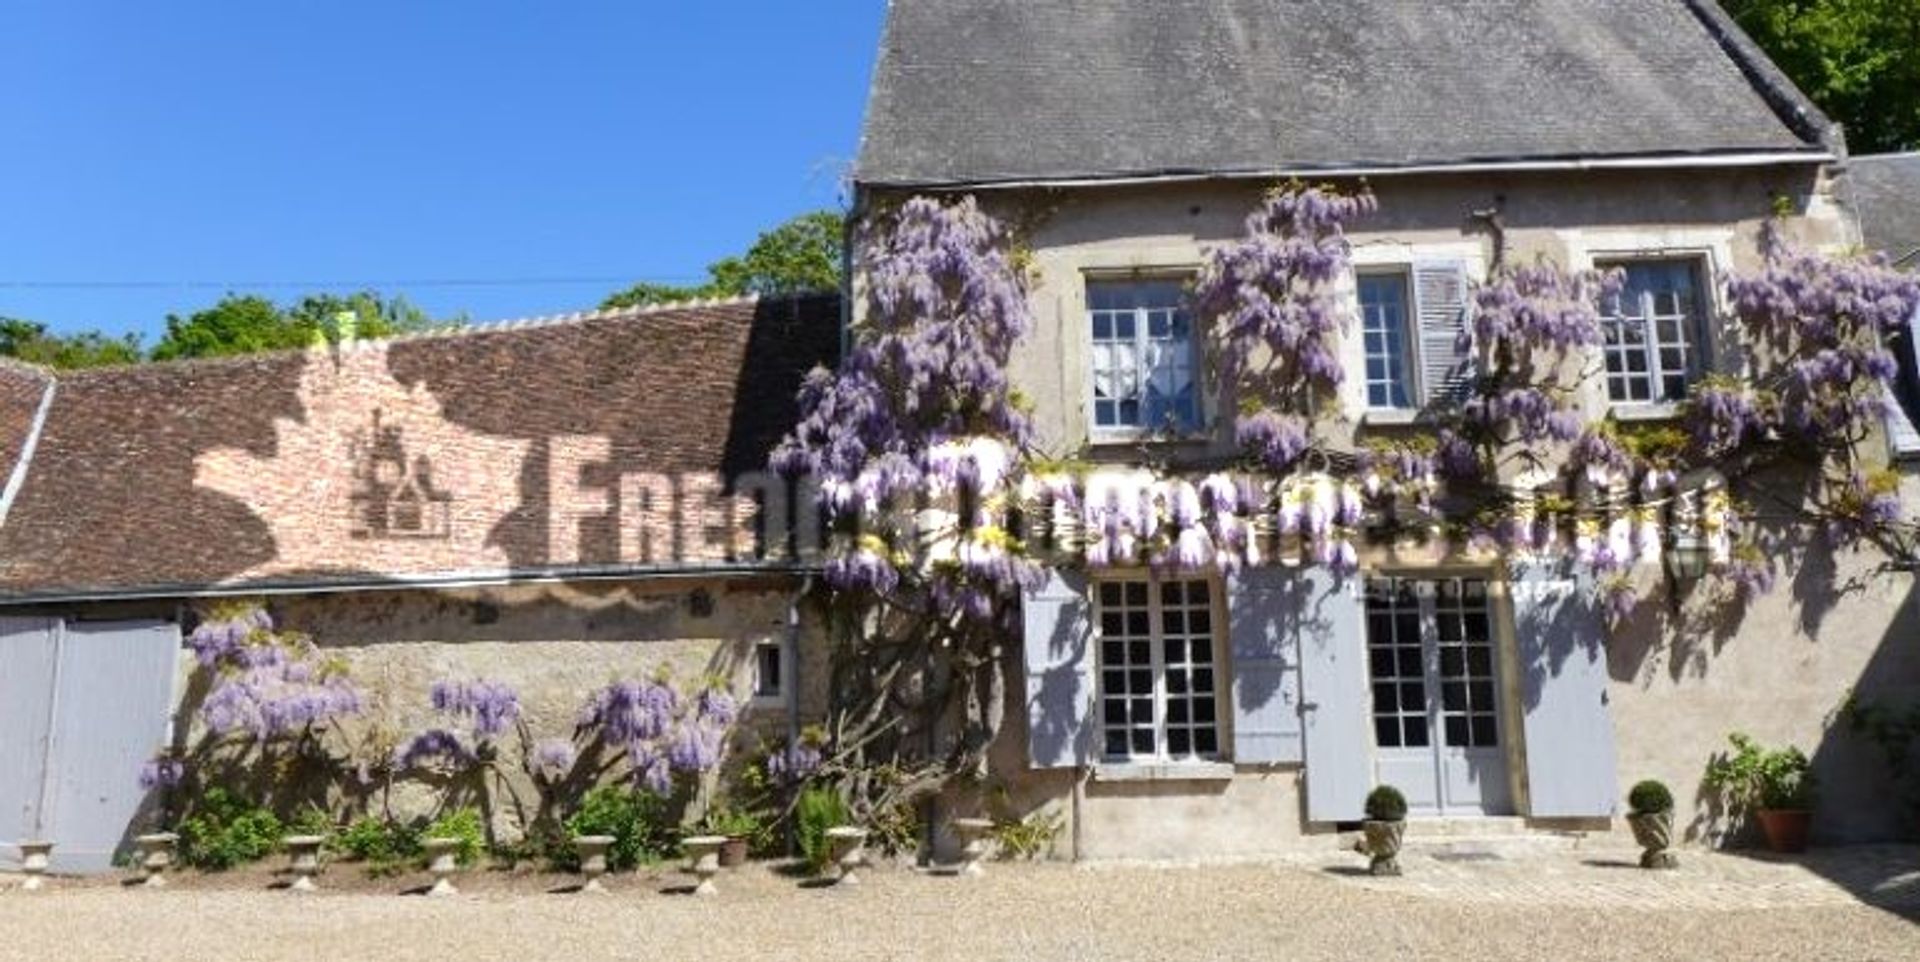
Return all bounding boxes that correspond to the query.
[1294,570,1370,821]
[1226,567,1305,764]
[1412,261,1473,407]
[1022,568,1096,768]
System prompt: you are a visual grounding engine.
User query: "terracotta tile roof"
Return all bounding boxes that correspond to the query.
[0,294,840,601]
[0,361,55,521]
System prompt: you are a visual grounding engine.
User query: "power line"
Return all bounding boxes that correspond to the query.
[0,275,709,291]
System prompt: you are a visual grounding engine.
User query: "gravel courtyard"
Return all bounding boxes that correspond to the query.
[3,846,1917,961]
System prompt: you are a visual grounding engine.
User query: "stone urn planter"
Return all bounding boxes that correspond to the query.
[823,826,869,887]
[421,837,463,897]
[573,835,615,894]
[682,836,727,897]
[283,835,326,892]
[1627,812,1678,869]
[133,833,179,888]
[17,841,53,891]
[1757,809,1812,854]
[1359,820,1406,876]
[950,817,994,878]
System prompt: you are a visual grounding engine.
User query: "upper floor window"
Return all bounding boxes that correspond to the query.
[1599,259,1709,405]
[1088,279,1201,436]
[1359,271,1416,409]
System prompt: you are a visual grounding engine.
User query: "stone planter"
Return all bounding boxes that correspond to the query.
[950,817,994,878]
[283,835,326,892]
[1359,819,1405,877]
[718,835,749,868]
[682,836,727,897]
[1626,811,1678,869]
[133,833,179,888]
[823,826,869,886]
[1757,809,1812,854]
[421,837,463,897]
[17,841,52,891]
[573,835,615,893]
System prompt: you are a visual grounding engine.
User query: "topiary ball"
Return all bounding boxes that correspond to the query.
[1365,784,1408,822]
[1628,779,1674,815]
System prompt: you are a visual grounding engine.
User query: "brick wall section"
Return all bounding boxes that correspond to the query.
[0,295,839,597]
[0,361,52,497]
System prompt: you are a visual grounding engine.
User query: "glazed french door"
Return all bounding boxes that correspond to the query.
[1364,577,1513,816]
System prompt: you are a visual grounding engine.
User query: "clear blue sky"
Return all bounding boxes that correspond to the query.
[0,2,885,341]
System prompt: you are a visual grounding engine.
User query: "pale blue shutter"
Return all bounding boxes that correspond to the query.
[1227,567,1303,764]
[1023,568,1095,768]
[1294,569,1370,820]
[1512,565,1619,818]
[0,618,60,868]
[1413,261,1473,407]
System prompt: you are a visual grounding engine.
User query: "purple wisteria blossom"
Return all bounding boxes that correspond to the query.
[579,679,679,744]
[766,740,824,784]
[531,739,578,780]
[431,678,522,739]
[138,756,184,791]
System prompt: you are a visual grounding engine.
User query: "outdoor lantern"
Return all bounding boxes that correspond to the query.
[1664,534,1712,583]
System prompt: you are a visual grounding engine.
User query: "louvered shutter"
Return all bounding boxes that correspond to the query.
[1413,261,1473,407]
[1511,564,1619,818]
[1226,566,1304,764]
[1023,568,1096,768]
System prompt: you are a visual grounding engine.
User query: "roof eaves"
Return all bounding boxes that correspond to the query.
[1680,0,1841,153]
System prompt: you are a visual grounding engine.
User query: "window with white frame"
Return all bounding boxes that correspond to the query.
[1095,575,1221,761]
[1599,259,1709,405]
[1088,279,1202,435]
[1358,271,1416,409]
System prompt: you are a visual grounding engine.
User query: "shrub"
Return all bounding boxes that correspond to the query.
[795,785,851,872]
[990,809,1063,861]
[423,807,487,867]
[1364,784,1408,822]
[179,787,284,870]
[335,816,421,872]
[1628,779,1674,815]
[562,785,673,871]
[1704,732,1817,814]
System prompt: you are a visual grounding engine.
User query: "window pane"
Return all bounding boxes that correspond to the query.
[1358,273,1415,410]
[1085,280,1201,432]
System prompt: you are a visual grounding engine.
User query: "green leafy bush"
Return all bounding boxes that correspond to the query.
[179,788,284,870]
[423,807,487,867]
[990,809,1063,860]
[1705,732,1817,813]
[562,785,672,871]
[795,785,851,872]
[335,816,421,873]
[1364,784,1408,822]
[1628,779,1674,815]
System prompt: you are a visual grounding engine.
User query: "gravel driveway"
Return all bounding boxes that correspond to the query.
[2,853,1916,961]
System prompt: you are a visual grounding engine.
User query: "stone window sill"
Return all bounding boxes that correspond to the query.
[1360,409,1421,427]
[1093,761,1235,783]
[1610,403,1682,422]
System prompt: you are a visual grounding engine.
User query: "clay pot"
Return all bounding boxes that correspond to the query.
[718,836,749,868]
[1626,811,1678,869]
[1756,809,1811,853]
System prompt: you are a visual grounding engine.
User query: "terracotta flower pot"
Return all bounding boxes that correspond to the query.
[1756,809,1811,853]
[718,835,749,868]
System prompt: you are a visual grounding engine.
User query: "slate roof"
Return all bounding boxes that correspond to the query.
[857,0,1833,188]
[1852,153,1920,262]
[0,295,840,601]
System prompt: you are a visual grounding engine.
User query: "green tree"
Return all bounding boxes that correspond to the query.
[0,317,143,370]
[601,209,844,310]
[1724,0,1920,153]
[152,291,453,361]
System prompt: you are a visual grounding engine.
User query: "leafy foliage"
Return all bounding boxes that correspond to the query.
[795,785,851,872]
[151,291,455,361]
[1364,784,1408,822]
[562,785,674,871]
[335,816,421,871]
[989,809,1063,860]
[602,210,843,309]
[1628,779,1675,815]
[1704,732,1818,813]
[0,317,142,369]
[1724,0,1920,153]
[423,807,487,867]
[179,787,284,870]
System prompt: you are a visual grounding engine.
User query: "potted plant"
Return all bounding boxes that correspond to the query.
[1704,732,1817,853]
[699,806,762,868]
[1357,784,1408,876]
[1625,779,1678,869]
